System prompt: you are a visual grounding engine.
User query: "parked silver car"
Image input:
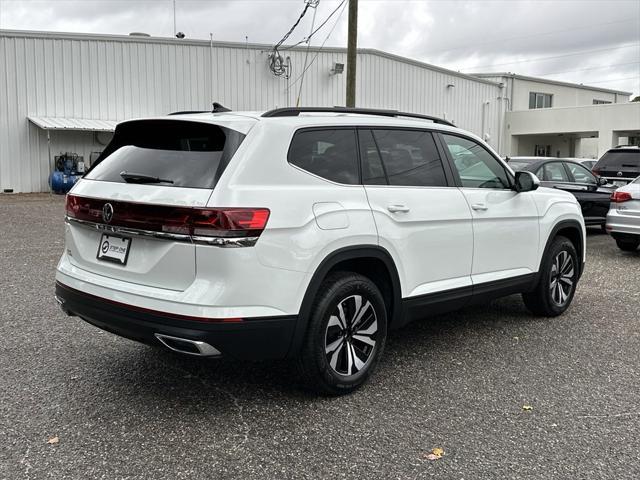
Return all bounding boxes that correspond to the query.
[606,176,640,251]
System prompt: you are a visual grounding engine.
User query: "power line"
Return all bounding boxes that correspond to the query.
[463,43,640,71]
[287,0,348,91]
[428,18,637,57]
[296,2,320,106]
[282,0,348,51]
[534,61,640,78]
[269,0,319,77]
[583,75,640,85]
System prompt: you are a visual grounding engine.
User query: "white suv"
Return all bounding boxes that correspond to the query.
[55,107,586,394]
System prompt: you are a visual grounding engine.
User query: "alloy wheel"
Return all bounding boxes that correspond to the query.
[549,250,574,307]
[324,294,378,376]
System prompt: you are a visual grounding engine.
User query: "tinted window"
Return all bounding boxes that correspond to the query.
[594,150,640,170]
[370,129,447,187]
[543,162,569,182]
[86,120,245,189]
[442,134,510,189]
[358,130,387,185]
[288,129,358,184]
[565,163,596,184]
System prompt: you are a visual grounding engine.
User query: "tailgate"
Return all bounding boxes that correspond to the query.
[63,117,251,291]
[65,181,212,291]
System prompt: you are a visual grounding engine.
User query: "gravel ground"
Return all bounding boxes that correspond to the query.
[1,193,639,480]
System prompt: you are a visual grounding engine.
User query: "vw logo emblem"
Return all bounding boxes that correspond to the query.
[102,203,114,223]
[617,171,623,177]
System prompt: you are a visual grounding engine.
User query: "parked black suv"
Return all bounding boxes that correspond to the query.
[592,146,640,187]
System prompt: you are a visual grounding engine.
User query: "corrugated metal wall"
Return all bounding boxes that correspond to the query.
[0,30,502,193]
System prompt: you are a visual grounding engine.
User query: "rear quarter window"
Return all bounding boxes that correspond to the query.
[288,129,359,185]
[85,120,245,189]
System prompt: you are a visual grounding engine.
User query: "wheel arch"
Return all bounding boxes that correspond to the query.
[287,245,402,358]
[541,219,585,279]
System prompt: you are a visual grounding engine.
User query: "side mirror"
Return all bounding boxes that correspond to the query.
[597,176,608,186]
[514,171,540,192]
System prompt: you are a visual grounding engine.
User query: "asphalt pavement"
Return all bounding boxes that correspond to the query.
[1,193,639,479]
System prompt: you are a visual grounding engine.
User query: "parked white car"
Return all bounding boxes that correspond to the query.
[55,107,586,394]
[606,176,640,251]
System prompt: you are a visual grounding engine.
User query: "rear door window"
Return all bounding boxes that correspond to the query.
[85,120,245,189]
[542,162,570,182]
[288,129,359,184]
[365,129,447,187]
[358,130,387,185]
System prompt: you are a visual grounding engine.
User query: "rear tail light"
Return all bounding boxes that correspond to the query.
[610,191,632,203]
[65,194,270,239]
[190,208,270,237]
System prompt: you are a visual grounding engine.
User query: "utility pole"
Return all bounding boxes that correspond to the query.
[173,0,177,36]
[345,0,358,107]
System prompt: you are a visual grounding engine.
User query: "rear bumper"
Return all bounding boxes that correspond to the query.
[55,282,297,360]
[606,209,640,237]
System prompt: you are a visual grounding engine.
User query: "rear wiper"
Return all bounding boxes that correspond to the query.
[120,171,174,184]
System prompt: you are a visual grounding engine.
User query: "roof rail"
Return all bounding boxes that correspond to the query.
[261,107,455,127]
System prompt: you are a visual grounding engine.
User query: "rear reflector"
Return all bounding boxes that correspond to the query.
[611,191,632,203]
[66,195,269,238]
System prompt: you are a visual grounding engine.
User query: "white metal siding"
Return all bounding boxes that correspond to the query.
[0,31,502,193]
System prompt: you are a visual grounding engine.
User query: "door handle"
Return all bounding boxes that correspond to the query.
[387,204,410,213]
[471,203,488,211]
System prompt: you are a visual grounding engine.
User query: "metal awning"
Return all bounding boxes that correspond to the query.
[27,116,117,132]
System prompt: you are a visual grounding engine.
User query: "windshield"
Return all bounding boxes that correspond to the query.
[508,161,530,171]
[85,120,246,189]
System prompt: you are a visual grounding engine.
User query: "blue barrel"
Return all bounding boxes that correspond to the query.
[50,171,80,194]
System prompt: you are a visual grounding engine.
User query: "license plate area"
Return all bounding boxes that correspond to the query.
[97,233,131,265]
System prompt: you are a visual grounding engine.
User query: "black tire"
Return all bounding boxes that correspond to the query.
[297,271,387,395]
[523,236,578,317]
[616,238,640,252]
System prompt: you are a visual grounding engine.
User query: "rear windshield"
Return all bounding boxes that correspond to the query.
[594,150,640,170]
[86,120,246,189]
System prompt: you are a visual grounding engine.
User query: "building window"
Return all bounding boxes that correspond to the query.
[534,145,551,157]
[529,92,553,109]
[593,99,612,105]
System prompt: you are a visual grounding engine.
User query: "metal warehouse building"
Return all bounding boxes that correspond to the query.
[1,29,638,193]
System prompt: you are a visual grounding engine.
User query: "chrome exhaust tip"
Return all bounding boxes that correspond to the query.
[54,295,75,316]
[154,333,221,357]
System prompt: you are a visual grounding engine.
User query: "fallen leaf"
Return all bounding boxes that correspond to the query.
[423,447,445,460]
[432,447,444,457]
[522,405,533,411]
[47,436,59,445]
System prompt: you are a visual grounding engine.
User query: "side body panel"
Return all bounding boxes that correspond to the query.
[364,185,473,297]
[459,188,540,284]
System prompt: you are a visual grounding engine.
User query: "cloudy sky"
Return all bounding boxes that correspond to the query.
[1,0,639,96]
